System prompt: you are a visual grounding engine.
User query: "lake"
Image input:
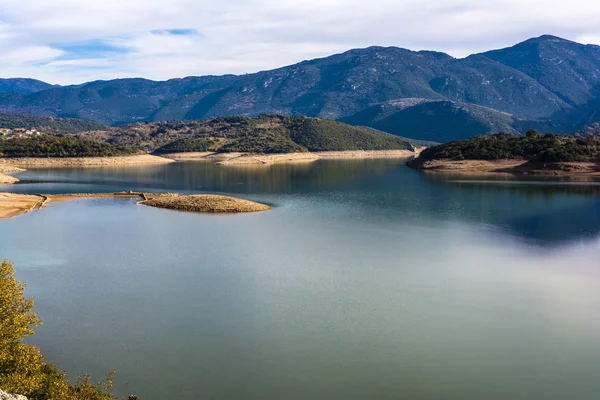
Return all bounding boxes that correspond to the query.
[2,159,600,400]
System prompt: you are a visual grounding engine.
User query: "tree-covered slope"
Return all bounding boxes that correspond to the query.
[0,113,107,134]
[0,135,138,158]
[414,131,600,163]
[79,115,414,154]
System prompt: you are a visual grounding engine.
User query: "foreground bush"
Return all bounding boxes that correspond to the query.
[0,260,117,400]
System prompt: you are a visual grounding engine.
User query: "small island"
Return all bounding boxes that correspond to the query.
[139,193,271,213]
[407,131,600,177]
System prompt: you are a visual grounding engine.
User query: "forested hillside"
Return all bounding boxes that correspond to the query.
[414,131,600,163]
[0,135,138,158]
[0,113,107,134]
[79,115,415,154]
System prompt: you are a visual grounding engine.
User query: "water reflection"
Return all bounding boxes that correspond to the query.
[4,159,600,245]
[3,160,600,399]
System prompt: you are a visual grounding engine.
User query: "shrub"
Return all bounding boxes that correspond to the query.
[0,260,117,400]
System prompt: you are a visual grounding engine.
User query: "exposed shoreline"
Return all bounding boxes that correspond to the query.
[0,151,419,172]
[0,192,271,219]
[161,149,419,165]
[407,158,600,177]
[0,154,174,169]
[0,166,26,184]
[0,174,20,184]
[0,155,174,185]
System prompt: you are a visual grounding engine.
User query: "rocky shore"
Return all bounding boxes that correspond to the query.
[0,389,27,400]
[140,193,271,213]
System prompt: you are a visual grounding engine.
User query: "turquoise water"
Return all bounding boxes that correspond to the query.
[2,159,600,399]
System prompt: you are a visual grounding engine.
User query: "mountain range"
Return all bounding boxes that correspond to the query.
[1,35,599,142]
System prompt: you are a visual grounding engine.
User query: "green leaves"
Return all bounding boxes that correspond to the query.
[0,260,118,400]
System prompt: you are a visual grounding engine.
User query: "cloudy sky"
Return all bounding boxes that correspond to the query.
[1,0,599,84]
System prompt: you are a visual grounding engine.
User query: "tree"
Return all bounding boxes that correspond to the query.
[0,260,117,400]
[525,129,540,138]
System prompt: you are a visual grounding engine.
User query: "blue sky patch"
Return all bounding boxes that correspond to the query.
[151,28,200,36]
[53,39,131,60]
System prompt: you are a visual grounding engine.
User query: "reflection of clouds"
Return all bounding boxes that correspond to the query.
[225,217,600,397]
[431,224,600,333]
[2,194,600,398]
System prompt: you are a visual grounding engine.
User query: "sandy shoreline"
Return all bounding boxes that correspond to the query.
[0,193,46,218]
[0,174,19,184]
[0,155,174,184]
[0,154,174,168]
[0,166,26,184]
[161,150,418,165]
[407,159,600,177]
[0,191,270,219]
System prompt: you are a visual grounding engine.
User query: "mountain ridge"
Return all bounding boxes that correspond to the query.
[1,35,599,142]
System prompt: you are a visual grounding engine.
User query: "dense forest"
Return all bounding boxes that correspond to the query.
[79,115,416,154]
[415,131,600,163]
[0,135,138,158]
[0,113,108,134]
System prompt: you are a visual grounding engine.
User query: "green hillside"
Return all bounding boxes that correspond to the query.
[0,135,138,158]
[80,115,414,153]
[0,113,108,134]
[414,131,600,163]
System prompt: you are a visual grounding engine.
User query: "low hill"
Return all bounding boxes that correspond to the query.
[0,135,138,158]
[341,99,561,142]
[79,115,415,154]
[413,131,600,164]
[0,113,108,134]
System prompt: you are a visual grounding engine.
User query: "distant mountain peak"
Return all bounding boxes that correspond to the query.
[528,34,572,43]
[0,78,57,94]
[1,35,600,143]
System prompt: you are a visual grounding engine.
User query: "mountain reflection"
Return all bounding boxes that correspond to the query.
[7,159,600,246]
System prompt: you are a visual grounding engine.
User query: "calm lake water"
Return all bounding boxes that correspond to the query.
[2,159,600,400]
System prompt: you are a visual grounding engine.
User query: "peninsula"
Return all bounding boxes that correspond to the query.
[407,131,600,177]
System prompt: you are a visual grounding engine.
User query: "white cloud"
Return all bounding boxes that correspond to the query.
[0,0,599,84]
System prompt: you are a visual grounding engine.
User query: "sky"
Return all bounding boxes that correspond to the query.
[1,0,600,85]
